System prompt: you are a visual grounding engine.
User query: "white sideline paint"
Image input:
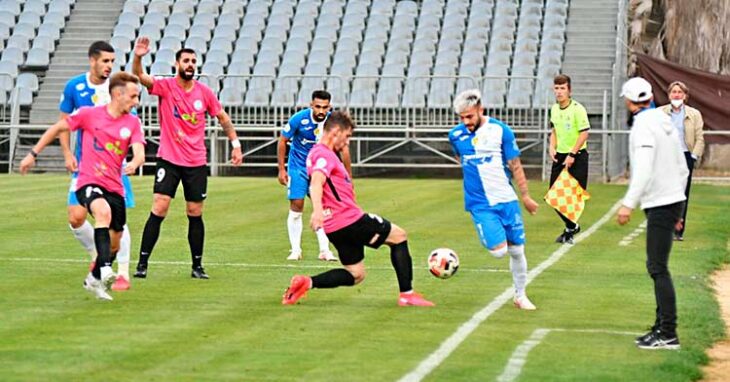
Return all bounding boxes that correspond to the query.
[0,257,509,273]
[618,220,647,246]
[496,328,643,382]
[398,200,623,382]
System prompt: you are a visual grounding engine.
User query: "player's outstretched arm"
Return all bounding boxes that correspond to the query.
[132,37,154,89]
[124,143,146,175]
[276,135,289,185]
[309,172,326,230]
[215,110,242,165]
[57,112,77,172]
[19,119,70,174]
[508,157,539,215]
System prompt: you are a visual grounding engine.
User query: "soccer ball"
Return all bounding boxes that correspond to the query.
[428,248,459,279]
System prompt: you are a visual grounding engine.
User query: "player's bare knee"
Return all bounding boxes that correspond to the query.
[152,194,171,217]
[67,206,87,228]
[488,244,509,259]
[386,224,407,245]
[290,199,304,212]
[186,202,203,217]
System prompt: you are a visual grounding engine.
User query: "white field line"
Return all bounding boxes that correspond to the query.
[398,200,623,382]
[496,328,643,382]
[618,220,647,246]
[0,257,509,273]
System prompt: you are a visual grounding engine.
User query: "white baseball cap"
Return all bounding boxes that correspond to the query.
[621,77,653,102]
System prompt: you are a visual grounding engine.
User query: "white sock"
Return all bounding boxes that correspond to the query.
[116,224,131,278]
[315,227,330,253]
[70,220,96,259]
[508,245,528,298]
[287,210,303,254]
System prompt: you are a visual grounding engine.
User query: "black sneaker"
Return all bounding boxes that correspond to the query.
[191,267,209,279]
[555,231,568,243]
[634,329,656,344]
[562,225,581,244]
[636,330,680,350]
[133,264,147,278]
[674,233,684,241]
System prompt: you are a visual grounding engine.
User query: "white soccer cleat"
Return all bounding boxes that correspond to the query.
[318,250,338,262]
[100,266,116,291]
[83,274,113,301]
[286,251,302,261]
[514,295,537,310]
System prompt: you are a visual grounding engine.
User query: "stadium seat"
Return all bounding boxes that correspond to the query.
[154,48,176,66]
[219,86,244,106]
[150,62,173,76]
[11,86,33,106]
[0,0,21,16]
[16,72,39,92]
[1,47,24,66]
[118,12,141,29]
[24,47,50,67]
[168,13,192,29]
[13,23,37,39]
[205,49,230,66]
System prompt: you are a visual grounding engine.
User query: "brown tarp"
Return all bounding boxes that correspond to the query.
[636,53,730,144]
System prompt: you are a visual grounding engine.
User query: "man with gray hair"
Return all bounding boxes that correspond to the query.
[448,89,540,310]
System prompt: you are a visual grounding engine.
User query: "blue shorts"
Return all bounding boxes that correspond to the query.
[67,173,135,208]
[470,200,525,249]
[287,166,309,200]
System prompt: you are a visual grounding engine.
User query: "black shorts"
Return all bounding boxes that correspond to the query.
[550,149,589,190]
[75,184,126,232]
[153,159,208,201]
[327,213,392,266]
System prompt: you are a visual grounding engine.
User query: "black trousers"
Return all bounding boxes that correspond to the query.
[549,149,589,229]
[676,152,695,236]
[645,201,684,336]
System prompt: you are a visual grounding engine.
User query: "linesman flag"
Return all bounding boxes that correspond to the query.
[544,168,590,224]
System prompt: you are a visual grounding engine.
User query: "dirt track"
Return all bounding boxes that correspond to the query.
[701,265,730,381]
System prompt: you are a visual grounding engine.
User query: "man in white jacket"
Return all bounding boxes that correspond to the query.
[617,77,689,350]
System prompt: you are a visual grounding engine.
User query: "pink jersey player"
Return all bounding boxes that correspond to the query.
[68,105,145,196]
[150,77,221,167]
[306,143,363,233]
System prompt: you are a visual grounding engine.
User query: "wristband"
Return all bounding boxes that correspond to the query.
[29,149,38,158]
[230,139,241,149]
[568,152,577,158]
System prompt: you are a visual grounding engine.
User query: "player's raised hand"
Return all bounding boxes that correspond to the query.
[522,195,539,215]
[231,147,243,166]
[277,169,289,186]
[19,153,36,175]
[134,37,151,57]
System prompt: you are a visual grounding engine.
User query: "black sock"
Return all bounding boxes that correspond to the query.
[93,227,111,279]
[139,212,164,266]
[390,241,413,293]
[311,269,356,288]
[188,215,204,268]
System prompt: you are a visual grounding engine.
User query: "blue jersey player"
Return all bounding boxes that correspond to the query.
[59,41,135,290]
[277,90,351,261]
[449,90,540,310]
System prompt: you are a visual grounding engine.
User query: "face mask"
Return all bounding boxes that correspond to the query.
[671,99,683,108]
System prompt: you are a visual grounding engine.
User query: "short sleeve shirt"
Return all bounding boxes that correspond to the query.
[306,144,363,233]
[67,106,145,196]
[549,99,590,153]
[150,77,222,167]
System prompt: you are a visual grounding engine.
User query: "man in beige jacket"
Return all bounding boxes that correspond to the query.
[660,81,705,241]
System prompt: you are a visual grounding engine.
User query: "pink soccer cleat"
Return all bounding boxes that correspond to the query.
[111,275,131,291]
[398,292,435,307]
[282,275,312,305]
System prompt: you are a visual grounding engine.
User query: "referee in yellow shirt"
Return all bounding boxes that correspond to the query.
[548,74,590,244]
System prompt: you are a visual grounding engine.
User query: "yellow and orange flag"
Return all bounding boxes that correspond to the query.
[544,168,590,224]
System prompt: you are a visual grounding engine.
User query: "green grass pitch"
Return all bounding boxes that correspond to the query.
[0,175,728,381]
